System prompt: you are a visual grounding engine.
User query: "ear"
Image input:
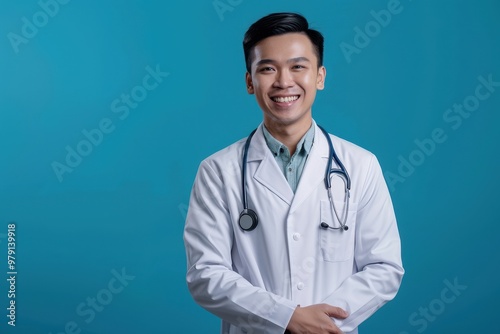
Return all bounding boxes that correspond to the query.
[316,66,326,90]
[245,72,254,94]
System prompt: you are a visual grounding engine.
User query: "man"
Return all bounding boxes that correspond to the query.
[184,12,404,334]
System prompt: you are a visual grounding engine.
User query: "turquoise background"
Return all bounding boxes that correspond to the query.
[1,0,499,333]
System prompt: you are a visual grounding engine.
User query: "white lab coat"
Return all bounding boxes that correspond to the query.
[184,122,404,334]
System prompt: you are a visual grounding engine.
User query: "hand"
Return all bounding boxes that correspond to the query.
[286,303,348,334]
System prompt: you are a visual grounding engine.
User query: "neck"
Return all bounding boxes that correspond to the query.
[264,117,312,156]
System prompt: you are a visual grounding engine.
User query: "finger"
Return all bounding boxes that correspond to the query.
[325,305,348,319]
[328,320,345,334]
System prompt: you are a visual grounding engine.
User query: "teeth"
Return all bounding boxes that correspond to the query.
[272,95,299,103]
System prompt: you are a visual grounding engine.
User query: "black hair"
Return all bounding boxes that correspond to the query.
[243,12,324,73]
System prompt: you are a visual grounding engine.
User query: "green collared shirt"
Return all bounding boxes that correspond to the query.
[262,124,315,193]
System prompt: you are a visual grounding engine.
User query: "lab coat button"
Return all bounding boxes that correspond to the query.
[297,282,304,290]
[293,233,301,241]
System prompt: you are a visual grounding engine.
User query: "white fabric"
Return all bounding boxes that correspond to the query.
[184,122,404,334]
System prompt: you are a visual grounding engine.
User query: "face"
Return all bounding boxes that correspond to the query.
[246,33,326,131]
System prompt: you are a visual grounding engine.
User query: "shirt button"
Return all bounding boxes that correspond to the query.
[293,233,301,241]
[297,282,304,290]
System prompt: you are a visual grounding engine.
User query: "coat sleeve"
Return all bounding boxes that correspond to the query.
[183,160,297,333]
[322,154,404,332]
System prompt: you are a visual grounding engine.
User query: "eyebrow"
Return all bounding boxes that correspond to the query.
[255,57,311,67]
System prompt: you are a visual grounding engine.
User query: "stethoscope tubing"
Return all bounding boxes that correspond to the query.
[241,128,257,210]
[317,125,351,191]
[239,124,351,231]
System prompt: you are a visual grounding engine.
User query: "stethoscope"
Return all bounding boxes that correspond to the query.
[238,125,351,232]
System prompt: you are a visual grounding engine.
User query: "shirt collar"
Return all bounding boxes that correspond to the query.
[262,123,315,158]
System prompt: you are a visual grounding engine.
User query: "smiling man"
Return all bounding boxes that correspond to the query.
[184,13,404,334]
[245,31,324,159]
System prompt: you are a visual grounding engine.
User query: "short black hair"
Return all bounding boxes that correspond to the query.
[243,12,324,73]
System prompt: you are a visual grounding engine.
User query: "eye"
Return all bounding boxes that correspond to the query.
[292,65,306,70]
[259,66,275,73]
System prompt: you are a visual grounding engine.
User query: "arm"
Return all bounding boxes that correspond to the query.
[323,155,404,332]
[184,160,297,333]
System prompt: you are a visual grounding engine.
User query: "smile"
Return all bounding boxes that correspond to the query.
[271,95,300,103]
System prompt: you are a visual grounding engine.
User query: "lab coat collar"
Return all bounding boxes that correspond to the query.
[290,122,329,213]
[245,121,329,209]
[247,124,294,205]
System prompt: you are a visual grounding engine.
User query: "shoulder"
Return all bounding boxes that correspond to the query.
[197,137,247,178]
[325,133,389,205]
[314,122,375,164]
[203,137,246,164]
[328,133,377,165]
[324,132,386,194]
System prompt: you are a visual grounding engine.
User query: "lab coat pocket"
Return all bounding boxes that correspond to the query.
[319,200,357,262]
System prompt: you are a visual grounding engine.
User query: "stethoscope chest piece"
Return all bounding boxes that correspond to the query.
[239,208,258,231]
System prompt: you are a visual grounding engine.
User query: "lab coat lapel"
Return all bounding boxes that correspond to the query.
[247,125,294,206]
[289,124,329,214]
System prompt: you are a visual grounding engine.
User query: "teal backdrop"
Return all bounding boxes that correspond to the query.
[1,0,499,333]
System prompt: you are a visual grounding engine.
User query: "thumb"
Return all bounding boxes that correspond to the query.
[325,305,348,319]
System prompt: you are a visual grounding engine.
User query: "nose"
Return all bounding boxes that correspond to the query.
[273,69,294,88]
